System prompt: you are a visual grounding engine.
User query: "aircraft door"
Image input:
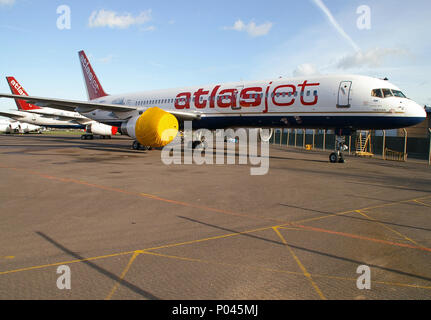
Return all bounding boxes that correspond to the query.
[337,81,352,108]
[232,85,244,110]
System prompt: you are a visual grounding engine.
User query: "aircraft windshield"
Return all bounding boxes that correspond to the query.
[382,89,393,98]
[371,88,406,98]
[391,90,407,98]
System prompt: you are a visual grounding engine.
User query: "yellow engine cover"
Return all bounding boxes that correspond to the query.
[135,107,179,148]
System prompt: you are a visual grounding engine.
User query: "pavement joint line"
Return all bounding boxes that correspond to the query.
[105,251,140,300]
[272,227,326,300]
[355,210,428,250]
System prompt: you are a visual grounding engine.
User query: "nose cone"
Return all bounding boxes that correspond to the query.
[410,101,427,120]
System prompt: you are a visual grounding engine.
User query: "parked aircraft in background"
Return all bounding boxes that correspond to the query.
[1,77,118,139]
[0,119,42,134]
[0,51,426,162]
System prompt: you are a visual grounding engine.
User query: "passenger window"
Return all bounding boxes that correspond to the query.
[313,90,318,96]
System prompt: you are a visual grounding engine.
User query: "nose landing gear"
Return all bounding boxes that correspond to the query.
[329,135,348,163]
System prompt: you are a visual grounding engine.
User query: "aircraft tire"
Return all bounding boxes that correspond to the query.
[329,152,338,163]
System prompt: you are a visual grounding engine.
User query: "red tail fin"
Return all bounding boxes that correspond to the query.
[78,50,108,101]
[6,77,41,111]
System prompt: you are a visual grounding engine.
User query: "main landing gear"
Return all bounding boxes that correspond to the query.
[185,131,208,150]
[132,140,152,151]
[81,134,111,140]
[188,137,208,150]
[329,135,348,163]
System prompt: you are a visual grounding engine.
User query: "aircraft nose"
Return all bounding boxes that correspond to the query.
[410,101,427,119]
[405,100,427,126]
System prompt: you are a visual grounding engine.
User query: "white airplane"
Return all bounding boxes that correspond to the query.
[0,50,426,162]
[0,119,42,134]
[1,77,118,139]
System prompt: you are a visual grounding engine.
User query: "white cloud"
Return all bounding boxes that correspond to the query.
[88,9,152,29]
[311,0,360,52]
[293,64,320,77]
[224,19,273,37]
[0,0,15,5]
[337,48,409,69]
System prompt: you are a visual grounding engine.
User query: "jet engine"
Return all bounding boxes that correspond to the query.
[121,107,178,148]
[86,122,118,136]
[18,123,42,133]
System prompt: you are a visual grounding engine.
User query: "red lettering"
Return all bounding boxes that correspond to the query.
[240,87,262,107]
[174,92,191,109]
[209,85,220,108]
[193,88,209,109]
[272,85,296,106]
[297,80,320,106]
[264,82,273,113]
[217,89,237,108]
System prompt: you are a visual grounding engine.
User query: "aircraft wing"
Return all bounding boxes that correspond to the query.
[0,93,202,121]
[0,110,26,120]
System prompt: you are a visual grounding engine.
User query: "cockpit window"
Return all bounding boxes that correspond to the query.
[371,89,382,98]
[372,88,407,99]
[391,90,406,98]
[382,89,393,98]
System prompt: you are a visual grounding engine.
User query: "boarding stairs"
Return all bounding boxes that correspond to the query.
[354,131,374,157]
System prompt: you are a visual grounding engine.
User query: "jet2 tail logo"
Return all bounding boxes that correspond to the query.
[80,54,101,95]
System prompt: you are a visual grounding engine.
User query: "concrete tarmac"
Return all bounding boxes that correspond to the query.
[0,134,430,300]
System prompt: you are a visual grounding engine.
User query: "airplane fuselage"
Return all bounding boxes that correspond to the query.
[82,74,426,131]
[2,110,85,129]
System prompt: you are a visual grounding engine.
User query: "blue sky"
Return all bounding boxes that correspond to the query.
[1,0,430,116]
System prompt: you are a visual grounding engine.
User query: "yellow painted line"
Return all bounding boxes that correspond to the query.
[1,164,430,229]
[140,251,431,291]
[0,250,135,276]
[0,164,289,224]
[413,200,431,208]
[356,210,428,250]
[105,251,140,300]
[272,227,326,300]
[293,195,431,225]
[0,163,429,281]
[0,225,279,276]
[2,256,15,259]
[139,225,279,252]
